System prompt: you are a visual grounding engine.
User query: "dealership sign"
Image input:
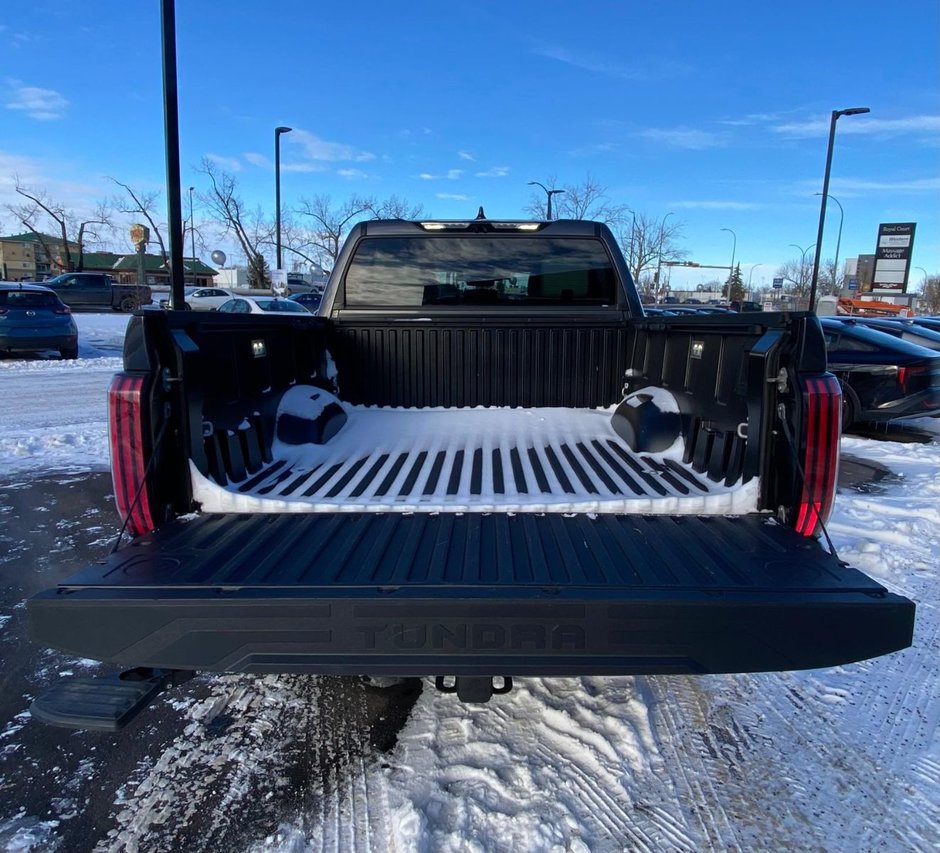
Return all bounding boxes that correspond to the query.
[871,222,916,295]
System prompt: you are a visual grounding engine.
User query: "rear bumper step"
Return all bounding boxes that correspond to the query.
[29,586,913,676]
[29,512,915,676]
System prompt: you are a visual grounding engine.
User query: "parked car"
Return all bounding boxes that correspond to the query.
[729,300,763,312]
[0,283,79,359]
[288,292,321,311]
[832,316,940,352]
[167,286,234,311]
[217,296,310,315]
[820,317,940,428]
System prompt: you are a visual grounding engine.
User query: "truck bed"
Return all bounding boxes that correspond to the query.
[29,512,914,677]
[192,405,757,515]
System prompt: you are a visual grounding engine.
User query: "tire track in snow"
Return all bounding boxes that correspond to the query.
[95,674,309,852]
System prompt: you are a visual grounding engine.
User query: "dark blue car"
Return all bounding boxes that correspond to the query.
[0,283,79,359]
[288,292,322,312]
[820,317,940,427]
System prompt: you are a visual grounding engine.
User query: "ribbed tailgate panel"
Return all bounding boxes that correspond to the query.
[63,513,883,594]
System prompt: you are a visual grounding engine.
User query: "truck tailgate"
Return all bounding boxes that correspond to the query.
[29,513,914,676]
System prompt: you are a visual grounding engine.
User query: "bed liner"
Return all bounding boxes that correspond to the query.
[192,400,757,515]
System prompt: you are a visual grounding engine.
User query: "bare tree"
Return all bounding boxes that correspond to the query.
[525,175,628,226]
[367,194,425,220]
[777,255,814,297]
[197,158,273,288]
[295,194,373,266]
[7,179,111,272]
[107,177,169,261]
[617,212,687,299]
[918,274,940,314]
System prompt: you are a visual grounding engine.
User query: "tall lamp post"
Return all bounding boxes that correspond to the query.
[815,192,844,295]
[527,181,565,220]
[274,125,292,271]
[747,263,763,292]
[654,211,675,296]
[809,106,870,308]
[187,185,195,285]
[721,227,737,288]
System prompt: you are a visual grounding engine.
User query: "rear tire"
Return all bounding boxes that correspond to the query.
[119,295,138,312]
[841,387,858,431]
[60,346,78,360]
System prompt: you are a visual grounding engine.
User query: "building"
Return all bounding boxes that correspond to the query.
[72,252,218,287]
[0,232,79,280]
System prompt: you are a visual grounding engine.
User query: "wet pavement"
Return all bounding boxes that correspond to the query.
[0,472,420,852]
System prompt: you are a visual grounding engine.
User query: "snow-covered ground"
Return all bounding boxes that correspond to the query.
[0,314,126,475]
[0,315,937,852]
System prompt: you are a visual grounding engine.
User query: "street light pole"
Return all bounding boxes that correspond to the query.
[188,185,195,285]
[528,181,565,220]
[815,192,844,295]
[747,263,762,289]
[274,125,292,271]
[655,212,674,298]
[721,227,737,288]
[809,106,870,309]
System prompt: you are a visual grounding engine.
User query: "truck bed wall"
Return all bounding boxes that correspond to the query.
[130,310,798,515]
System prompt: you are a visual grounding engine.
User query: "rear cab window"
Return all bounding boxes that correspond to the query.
[342,235,620,308]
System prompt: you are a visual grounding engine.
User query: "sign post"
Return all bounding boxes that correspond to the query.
[871,223,916,295]
[271,269,288,297]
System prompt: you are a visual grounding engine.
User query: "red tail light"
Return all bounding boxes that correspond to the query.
[0,307,7,315]
[897,364,926,392]
[795,375,842,537]
[54,305,71,315]
[108,374,155,537]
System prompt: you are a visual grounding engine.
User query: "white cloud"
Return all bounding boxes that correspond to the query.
[287,129,375,163]
[458,151,475,161]
[5,80,69,120]
[637,127,725,150]
[775,114,940,138]
[446,169,463,180]
[831,177,940,193]
[205,153,243,172]
[532,45,648,81]
[417,172,437,180]
[243,152,270,168]
[281,162,325,173]
[475,166,510,178]
[672,200,761,210]
[436,193,471,201]
[337,168,368,179]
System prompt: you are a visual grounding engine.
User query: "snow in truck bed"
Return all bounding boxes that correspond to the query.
[190,387,758,515]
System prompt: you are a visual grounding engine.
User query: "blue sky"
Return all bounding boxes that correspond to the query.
[1,0,937,290]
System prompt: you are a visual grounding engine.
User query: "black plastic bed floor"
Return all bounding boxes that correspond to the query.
[64,512,883,593]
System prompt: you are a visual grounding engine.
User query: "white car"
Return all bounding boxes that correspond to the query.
[216,296,311,315]
[159,286,235,311]
[183,286,235,311]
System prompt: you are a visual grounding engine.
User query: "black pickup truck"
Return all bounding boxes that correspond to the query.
[38,272,152,312]
[28,217,914,728]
